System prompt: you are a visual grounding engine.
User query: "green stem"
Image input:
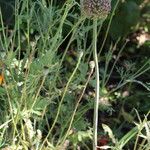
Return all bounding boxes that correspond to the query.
[93,19,99,150]
[58,64,94,146]
[40,52,83,150]
[98,0,120,58]
[50,52,82,132]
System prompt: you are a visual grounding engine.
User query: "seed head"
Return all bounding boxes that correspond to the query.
[81,0,111,19]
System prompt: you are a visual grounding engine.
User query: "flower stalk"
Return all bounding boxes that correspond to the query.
[93,18,99,150]
[81,0,111,149]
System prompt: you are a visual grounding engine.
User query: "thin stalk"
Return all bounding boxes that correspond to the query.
[103,38,127,87]
[93,19,99,150]
[49,17,85,90]
[0,11,8,51]
[49,0,74,52]
[40,52,83,150]
[58,63,94,146]
[3,80,19,144]
[98,0,120,58]
[30,75,47,111]
[131,59,150,79]
[50,53,83,132]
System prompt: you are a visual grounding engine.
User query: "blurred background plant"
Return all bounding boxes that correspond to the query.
[0,0,150,149]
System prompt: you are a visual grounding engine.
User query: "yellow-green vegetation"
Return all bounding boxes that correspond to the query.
[0,0,150,149]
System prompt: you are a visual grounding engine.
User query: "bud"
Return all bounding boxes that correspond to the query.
[89,61,95,69]
[81,0,111,19]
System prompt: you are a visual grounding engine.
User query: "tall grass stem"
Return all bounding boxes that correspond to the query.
[93,19,99,150]
[40,52,83,150]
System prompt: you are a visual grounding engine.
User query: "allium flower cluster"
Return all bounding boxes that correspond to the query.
[81,0,111,19]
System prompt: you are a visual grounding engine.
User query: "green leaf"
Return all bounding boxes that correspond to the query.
[117,126,138,149]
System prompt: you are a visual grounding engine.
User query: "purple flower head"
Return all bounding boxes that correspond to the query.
[81,0,111,19]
